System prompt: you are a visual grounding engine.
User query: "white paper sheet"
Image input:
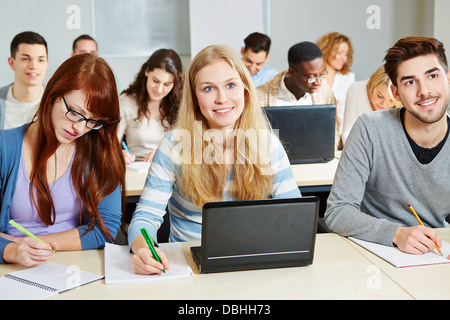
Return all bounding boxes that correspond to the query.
[349,237,450,268]
[126,162,151,173]
[104,243,193,284]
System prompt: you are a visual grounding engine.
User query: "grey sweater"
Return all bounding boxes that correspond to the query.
[325,107,450,246]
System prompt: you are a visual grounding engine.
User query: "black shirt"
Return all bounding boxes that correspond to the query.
[400,107,450,164]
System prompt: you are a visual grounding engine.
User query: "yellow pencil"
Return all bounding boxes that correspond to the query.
[407,203,443,256]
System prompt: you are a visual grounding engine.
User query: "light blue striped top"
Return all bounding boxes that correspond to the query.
[128,130,301,246]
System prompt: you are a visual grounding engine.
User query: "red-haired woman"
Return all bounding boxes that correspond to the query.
[0,54,125,266]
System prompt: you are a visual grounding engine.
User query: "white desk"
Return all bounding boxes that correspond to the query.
[0,233,411,300]
[347,228,450,300]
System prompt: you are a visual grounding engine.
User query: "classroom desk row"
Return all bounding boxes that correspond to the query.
[124,155,341,197]
[2,229,449,300]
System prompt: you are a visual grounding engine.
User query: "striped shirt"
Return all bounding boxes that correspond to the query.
[128,130,301,246]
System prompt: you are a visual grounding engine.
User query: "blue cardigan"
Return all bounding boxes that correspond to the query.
[0,124,122,263]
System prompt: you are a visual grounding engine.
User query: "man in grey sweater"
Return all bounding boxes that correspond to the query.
[325,36,450,256]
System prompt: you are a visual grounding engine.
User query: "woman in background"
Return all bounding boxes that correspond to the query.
[128,44,300,275]
[342,65,399,145]
[317,32,355,127]
[0,54,125,266]
[118,49,184,164]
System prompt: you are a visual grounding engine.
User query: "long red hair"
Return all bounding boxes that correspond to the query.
[30,54,125,241]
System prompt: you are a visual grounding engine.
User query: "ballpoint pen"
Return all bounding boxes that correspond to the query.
[121,141,134,163]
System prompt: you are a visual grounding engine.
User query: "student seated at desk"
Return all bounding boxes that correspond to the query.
[118,49,184,164]
[0,54,125,266]
[316,32,355,127]
[341,65,398,145]
[128,44,301,275]
[256,42,340,149]
[241,32,278,87]
[1,31,49,130]
[325,36,450,257]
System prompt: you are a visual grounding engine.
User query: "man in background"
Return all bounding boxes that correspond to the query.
[256,41,335,107]
[0,31,49,129]
[241,32,278,87]
[256,41,339,149]
[72,34,98,56]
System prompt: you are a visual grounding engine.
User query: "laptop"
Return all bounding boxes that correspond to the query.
[263,105,335,164]
[190,196,319,273]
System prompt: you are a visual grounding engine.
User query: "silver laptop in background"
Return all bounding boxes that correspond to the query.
[190,196,319,273]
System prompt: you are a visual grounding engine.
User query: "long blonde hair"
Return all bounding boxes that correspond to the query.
[367,65,402,108]
[173,44,274,206]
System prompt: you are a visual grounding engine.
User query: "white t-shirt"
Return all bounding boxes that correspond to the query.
[117,94,169,161]
[275,74,313,106]
[328,72,355,124]
[4,86,42,129]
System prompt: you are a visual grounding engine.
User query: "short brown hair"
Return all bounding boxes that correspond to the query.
[243,32,272,54]
[72,34,97,52]
[10,31,48,58]
[384,36,448,87]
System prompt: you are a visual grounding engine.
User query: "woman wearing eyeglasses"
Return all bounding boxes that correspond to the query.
[118,49,184,164]
[0,54,125,266]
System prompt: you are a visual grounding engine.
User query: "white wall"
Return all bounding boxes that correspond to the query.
[268,0,434,81]
[0,0,93,87]
[0,0,437,89]
[434,0,450,53]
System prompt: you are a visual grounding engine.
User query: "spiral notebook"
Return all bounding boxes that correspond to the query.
[0,262,103,300]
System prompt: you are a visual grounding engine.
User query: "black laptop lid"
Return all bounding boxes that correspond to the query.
[263,105,335,164]
[198,197,319,273]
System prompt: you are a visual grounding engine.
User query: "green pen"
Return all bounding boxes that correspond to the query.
[9,220,56,253]
[140,228,165,273]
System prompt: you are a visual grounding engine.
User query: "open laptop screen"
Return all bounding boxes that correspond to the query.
[263,105,335,164]
[192,197,319,273]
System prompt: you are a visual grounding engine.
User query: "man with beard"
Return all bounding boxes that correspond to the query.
[325,36,450,256]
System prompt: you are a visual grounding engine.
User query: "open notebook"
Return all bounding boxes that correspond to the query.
[0,262,103,300]
[104,243,193,284]
[349,237,450,268]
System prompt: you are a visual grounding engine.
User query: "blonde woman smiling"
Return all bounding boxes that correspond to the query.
[128,45,300,275]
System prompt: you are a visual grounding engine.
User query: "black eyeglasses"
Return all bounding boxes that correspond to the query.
[62,96,103,130]
[291,66,328,83]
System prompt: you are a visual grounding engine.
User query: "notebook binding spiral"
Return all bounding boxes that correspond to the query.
[5,274,58,292]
